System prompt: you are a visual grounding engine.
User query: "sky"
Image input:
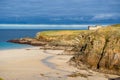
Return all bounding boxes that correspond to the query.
[0,0,120,24]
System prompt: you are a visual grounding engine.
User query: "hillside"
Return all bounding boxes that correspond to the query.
[69,25,120,75]
[36,30,90,46]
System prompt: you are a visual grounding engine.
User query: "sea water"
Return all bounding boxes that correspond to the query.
[0,27,88,50]
[0,29,46,50]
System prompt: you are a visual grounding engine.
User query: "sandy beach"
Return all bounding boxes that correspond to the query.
[0,47,119,80]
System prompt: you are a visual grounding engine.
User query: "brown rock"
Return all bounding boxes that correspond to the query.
[69,27,120,75]
[7,38,47,46]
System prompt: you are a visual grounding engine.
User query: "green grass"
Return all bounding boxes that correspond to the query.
[37,30,87,37]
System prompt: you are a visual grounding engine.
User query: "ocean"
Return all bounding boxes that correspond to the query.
[0,29,46,50]
[0,27,87,50]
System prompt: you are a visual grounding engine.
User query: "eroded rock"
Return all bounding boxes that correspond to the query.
[69,27,120,75]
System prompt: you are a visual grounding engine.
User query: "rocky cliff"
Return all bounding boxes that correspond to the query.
[69,25,120,75]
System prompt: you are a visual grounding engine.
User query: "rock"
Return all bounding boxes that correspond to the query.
[69,26,120,75]
[7,38,47,46]
[31,42,46,46]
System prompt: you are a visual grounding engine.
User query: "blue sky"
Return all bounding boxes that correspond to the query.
[0,0,120,24]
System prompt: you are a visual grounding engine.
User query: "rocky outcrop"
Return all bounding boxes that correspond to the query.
[36,30,81,46]
[7,38,47,46]
[69,26,120,75]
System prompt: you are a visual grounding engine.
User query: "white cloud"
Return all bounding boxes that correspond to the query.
[91,13,120,20]
[50,17,85,21]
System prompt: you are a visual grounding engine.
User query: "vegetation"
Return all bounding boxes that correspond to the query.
[111,24,120,27]
[0,78,4,80]
[36,30,89,46]
[26,24,120,75]
[69,25,120,75]
[67,72,88,78]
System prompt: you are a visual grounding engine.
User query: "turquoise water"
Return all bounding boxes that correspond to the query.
[0,42,32,50]
[0,29,45,50]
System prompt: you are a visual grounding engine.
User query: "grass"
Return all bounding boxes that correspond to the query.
[110,24,120,30]
[67,72,88,78]
[35,24,120,46]
[37,30,88,38]
[0,78,4,80]
[37,24,120,38]
[111,24,120,27]
[36,30,89,46]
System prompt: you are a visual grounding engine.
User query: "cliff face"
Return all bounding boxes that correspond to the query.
[70,26,120,75]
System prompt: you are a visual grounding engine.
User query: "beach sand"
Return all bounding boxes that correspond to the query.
[0,47,119,80]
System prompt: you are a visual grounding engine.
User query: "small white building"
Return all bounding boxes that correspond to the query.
[88,25,102,30]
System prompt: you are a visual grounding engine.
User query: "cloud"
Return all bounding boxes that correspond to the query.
[0,0,120,24]
[50,17,85,21]
[91,13,120,20]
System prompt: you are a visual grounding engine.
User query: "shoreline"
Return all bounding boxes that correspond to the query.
[0,42,34,51]
[0,47,119,80]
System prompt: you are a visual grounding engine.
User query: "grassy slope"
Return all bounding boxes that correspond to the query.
[36,30,91,46]
[36,24,120,46]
